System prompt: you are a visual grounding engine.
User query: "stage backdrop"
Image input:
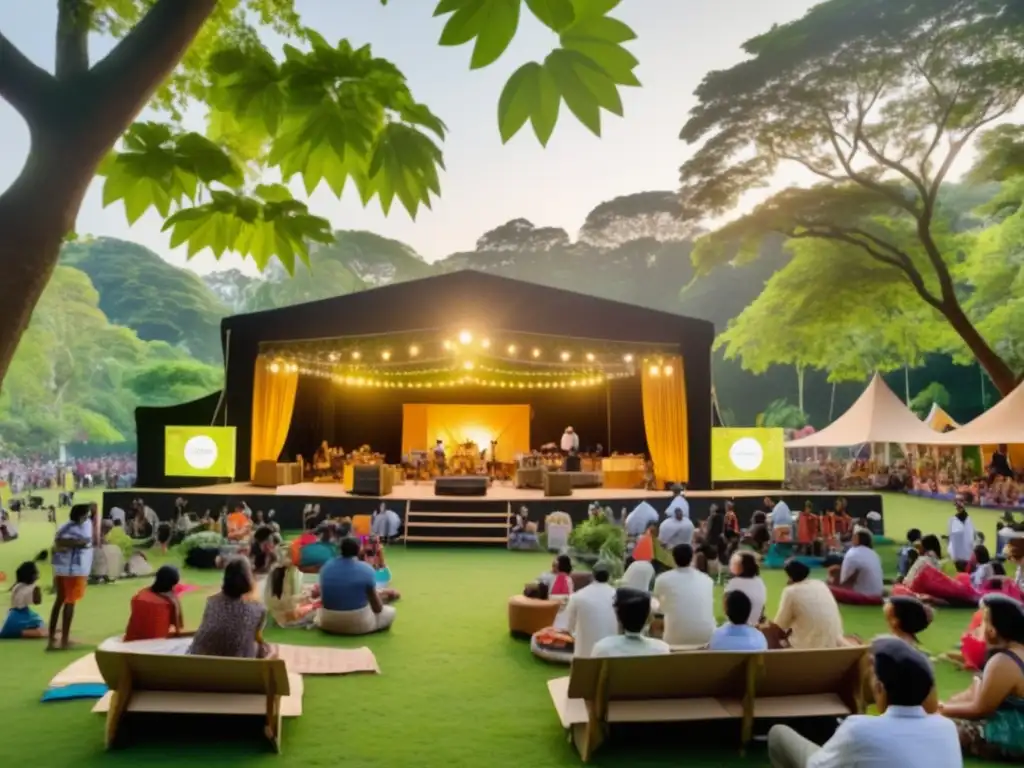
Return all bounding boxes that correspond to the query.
[402,404,530,462]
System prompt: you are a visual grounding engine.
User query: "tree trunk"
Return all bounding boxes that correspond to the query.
[940,300,1018,396]
[904,365,911,406]
[796,365,805,413]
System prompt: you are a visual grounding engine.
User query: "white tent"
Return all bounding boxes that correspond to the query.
[786,373,948,448]
[924,403,960,432]
[933,380,1024,446]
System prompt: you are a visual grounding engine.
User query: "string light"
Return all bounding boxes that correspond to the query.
[623,354,634,363]
[532,348,541,359]
[649,364,661,377]
[328,353,339,362]
[351,351,361,361]
[442,339,453,351]
[586,353,595,362]
[507,344,517,355]
[481,338,491,349]
[269,362,281,373]
[463,361,475,371]
[458,330,473,345]
[560,351,571,362]
[381,350,392,361]
[663,365,674,376]
[409,345,420,357]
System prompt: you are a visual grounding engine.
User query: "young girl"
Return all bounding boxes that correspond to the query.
[1,556,48,639]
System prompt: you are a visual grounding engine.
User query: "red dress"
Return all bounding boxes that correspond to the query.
[124,589,177,641]
[797,513,820,545]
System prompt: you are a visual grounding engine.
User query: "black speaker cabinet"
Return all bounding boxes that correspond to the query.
[351,465,393,496]
[434,476,489,497]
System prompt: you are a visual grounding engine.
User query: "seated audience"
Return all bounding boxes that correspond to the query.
[525,555,574,600]
[1,558,47,639]
[563,564,618,657]
[940,594,1024,761]
[624,500,659,539]
[319,537,396,636]
[249,525,279,575]
[897,528,923,581]
[653,543,715,647]
[226,504,252,543]
[264,558,319,628]
[299,524,337,571]
[748,510,772,553]
[371,502,403,541]
[768,637,959,768]
[620,559,656,592]
[630,520,671,573]
[885,595,933,647]
[724,551,767,625]
[90,520,125,583]
[770,559,845,650]
[709,591,768,651]
[189,558,274,659]
[972,545,995,591]
[828,529,885,605]
[895,534,979,607]
[124,566,185,641]
[591,587,671,658]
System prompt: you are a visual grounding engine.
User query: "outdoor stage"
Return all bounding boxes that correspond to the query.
[103,483,885,534]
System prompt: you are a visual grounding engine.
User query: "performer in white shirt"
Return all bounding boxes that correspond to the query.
[768,637,961,768]
[560,427,579,453]
[371,502,403,540]
[664,485,690,520]
[947,500,976,564]
[658,506,694,550]
[625,501,660,537]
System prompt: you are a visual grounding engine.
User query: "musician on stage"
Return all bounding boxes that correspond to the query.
[433,439,447,475]
[560,427,579,453]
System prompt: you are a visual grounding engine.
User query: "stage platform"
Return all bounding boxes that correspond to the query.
[103,482,885,535]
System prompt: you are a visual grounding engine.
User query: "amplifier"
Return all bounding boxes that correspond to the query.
[434,476,488,497]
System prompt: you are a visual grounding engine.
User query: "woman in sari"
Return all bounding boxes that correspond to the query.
[264,558,319,628]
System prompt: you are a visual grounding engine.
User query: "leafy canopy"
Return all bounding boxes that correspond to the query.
[94,0,640,273]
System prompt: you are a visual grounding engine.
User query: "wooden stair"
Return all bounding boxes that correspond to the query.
[403,504,511,546]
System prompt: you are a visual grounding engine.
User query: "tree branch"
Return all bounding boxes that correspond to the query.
[81,0,217,152]
[56,0,94,80]
[0,31,59,127]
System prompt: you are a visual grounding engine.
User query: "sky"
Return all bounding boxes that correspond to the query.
[0,0,821,273]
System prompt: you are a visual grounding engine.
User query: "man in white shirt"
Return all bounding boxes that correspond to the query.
[768,637,961,768]
[664,485,690,520]
[658,506,694,550]
[560,427,579,453]
[829,529,884,602]
[947,501,976,564]
[371,503,402,540]
[563,564,618,657]
[625,501,659,538]
[652,543,715,646]
[768,497,792,529]
[591,587,670,658]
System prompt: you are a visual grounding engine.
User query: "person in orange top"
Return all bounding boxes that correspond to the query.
[226,503,253,542]
[797,501,820,552]
[124,566,185,642]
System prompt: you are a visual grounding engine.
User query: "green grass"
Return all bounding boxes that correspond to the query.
[0,492,1002,767]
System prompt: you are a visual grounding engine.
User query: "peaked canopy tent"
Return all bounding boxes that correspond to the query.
[931,380,1024,470]
[134,270,715,489]
[924,403,960,433]
[786,373,947,449]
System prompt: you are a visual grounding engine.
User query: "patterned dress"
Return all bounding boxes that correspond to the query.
[952,649,1024,760]
[188,593,270,658]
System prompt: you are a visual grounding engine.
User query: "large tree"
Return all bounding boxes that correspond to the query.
[0,0,641,385]
[678,0,1024,394]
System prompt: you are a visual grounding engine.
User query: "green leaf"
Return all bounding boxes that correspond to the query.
[525,0,575,31]
[560,33,639,86]
[563,13,635,43]
[545,49,602,135]
[439,0,488,46]
[366,122,445,218]
[497,61,561,145]
[470,0,521,69]
[568,0,621,20]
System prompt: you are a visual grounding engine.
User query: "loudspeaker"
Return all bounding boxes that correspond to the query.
[544,472,573,497]
[434,477,488,497]
[351,465,394,496]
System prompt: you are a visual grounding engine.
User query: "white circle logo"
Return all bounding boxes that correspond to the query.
[183,435,218,470]
[729,437,764,472]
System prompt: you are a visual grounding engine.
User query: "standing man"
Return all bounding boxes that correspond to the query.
[560,426,580,454]
[659,505,694,550]
[947,499,976,565]
[664,484,690,520]
[49,502,100,650]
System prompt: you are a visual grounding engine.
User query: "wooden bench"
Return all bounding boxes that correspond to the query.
[94,649,292,752]
[548,646,867,761]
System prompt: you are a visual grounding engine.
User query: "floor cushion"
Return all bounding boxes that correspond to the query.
[508,595,560,638]
[530,627,573,664]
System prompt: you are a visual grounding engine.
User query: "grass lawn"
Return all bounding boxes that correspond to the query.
[0,491,1006,767]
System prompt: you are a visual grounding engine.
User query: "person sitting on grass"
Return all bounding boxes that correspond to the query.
[828,529,885,605]
[940,594,1024,762]
[768,637,959,768]
[562,563,618,658]
[724,551,767,626]
[590,587,670,658]
[767,559,845,650]
[189,557,275,659]
[709,591,768,652]
[971,545,995,591]
[653,543,715,647]
[318,537,396,636]
[897,528,923,581]
[49,502,100,651]
[299,523,337,572]
[1,555,48,639]
[264,556,320,629]
[124,566,185,642]
[885,595,934,648]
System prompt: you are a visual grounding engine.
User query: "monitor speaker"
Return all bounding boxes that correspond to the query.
[351,465,393,496]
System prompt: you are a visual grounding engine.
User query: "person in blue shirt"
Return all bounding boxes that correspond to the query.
[708,590,768,651]
[318,537,396,635]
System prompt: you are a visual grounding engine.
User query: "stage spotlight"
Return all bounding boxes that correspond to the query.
[649,364,661,377]
[560,351,571,362]
[269,362,280,373]
[443,339,453,351]
[459,330,473,345]
[409,345,420,357]
[463,361,475,371]
[531,348,541,358]
[381,350,392,361]
[481,338,491,349]
[570,380,578,387]
[351,351,362,361]
[623,353,634,363]
[328,353,339,362]
[518,382,525,389]
[663,365,674,376]
[507,344,517,355]
[585,352,595,362]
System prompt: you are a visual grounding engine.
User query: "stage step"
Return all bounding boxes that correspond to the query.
[406,521,508,529]
[404,535,509,545]
[406,511,508,519]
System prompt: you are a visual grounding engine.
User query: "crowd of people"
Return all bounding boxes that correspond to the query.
[0,454,137,494]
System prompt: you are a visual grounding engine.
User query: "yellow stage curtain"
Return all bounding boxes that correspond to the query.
[983,444,1024,471]
[402,404,530,462]
[250,355,299,476]
[641,355,688,486]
